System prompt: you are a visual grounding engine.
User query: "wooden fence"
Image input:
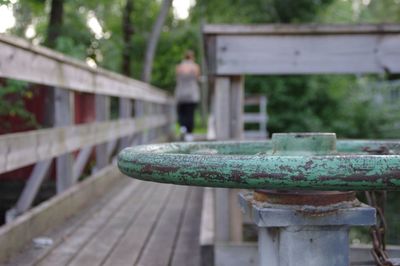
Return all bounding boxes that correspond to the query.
[0,34,176,221]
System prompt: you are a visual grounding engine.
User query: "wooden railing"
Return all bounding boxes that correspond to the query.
[0,34,176,221]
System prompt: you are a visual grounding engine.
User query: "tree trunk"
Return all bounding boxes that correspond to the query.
[141,0,172,83]
[121,0,134,76]
[46,0,64,48]
[45,0,64,126]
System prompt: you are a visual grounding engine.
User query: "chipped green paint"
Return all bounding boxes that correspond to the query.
[117,133,400,191]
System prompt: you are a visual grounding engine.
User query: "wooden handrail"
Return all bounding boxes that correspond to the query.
[0,115,172,174]
[0,34,174,104]
[0,34,176,221]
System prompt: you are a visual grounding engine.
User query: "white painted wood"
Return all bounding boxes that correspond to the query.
[243,114,268,123]
[215,188,230,242]
[95,95,109,171]
[205,241,400,266]
[72,146,93,183]
[0,115,170,174]
[215,34,400,75]
[135,100,146,144]
[203,24,400,35]
[229,189,243,243]
[230,76,244,140]
[215,242,259,266]
[118,98,132,150]
[215,77,231,140]
[214,78,232,243]
[259,96,267,136]
[54,88,74,193]
[244,95,268,140]
[12,159,52,217]
[244,131,268,139]
[200,188,215,246]
[0,35,173,104]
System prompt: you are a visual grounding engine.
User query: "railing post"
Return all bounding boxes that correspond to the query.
[95,95,110,171]
[119,98,132,150]
[213,76,244,242]
[134,100,145,145]
[55,88,74,193]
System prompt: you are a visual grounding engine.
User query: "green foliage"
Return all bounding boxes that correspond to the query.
[191,0,334,23]
[247,75,393,138]
[0,80,38,131]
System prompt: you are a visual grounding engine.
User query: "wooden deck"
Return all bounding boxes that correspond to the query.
[3,178,203,266]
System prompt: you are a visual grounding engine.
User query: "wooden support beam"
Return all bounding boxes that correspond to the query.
[72,146,92,183]
[54,88,74,193]
[230,76,244,140]
[214,188,230,242]
[214,77,232,242]
[6,159,52,222]
[0,164,123,263]
[213,76,244,242]
[213,34,400,75]
[214,77,230,140]
[107,139,119,159]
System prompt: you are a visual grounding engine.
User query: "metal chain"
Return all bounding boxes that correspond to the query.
[365,191,393,266]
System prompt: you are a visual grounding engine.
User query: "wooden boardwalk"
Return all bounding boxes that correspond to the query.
[4,178,203,266]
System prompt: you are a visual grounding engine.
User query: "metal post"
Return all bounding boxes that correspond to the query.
[238,133,376,266]
[239,192,375,266]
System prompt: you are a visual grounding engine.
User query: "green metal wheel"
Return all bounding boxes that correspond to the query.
[117,133,400,191]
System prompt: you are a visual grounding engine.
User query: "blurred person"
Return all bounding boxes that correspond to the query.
[175,50,201,141]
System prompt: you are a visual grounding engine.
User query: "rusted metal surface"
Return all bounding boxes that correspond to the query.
[253,190,356,206]
[117,133,400,190]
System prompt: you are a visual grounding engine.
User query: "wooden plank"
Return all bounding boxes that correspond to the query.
[171,187,203,266]
[95,95,109,171]
[103,184,172,266]
[203,24,400,35]
[244,131,267,140]
[54,87,74,193]
[215,34,400,75]
[0,164,123,263]
[4,178,130,266]
[136,186,189,266]
[200,188,215,266]
[67,182,155,266]
[0,35,173,104]
[36,179,141,266]
[12,159,52,216]
[229,189,243,243]
[0,114,171,174]
[243,114,268,123]
[214,77,230,140]
[230,76,244,140]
